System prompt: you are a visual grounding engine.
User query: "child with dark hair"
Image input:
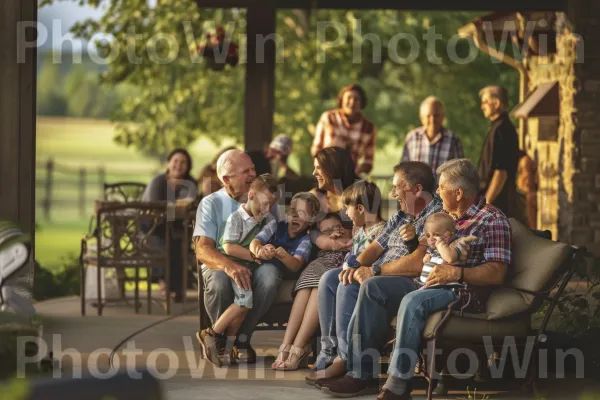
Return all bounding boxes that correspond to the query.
[310,180,386,379]
[294,213,349,294]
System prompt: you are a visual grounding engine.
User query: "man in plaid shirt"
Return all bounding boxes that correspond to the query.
[378,158,511,400]
[311,84,376,175]
[317,162,442,394]
[401,96,464,177]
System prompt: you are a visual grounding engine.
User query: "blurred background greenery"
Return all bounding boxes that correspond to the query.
[35,3,518,279]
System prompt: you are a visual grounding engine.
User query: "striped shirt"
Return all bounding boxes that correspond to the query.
[342,221,385,270]
[401,127,464,174]
[312,109,376,166]
[420,253,447,285]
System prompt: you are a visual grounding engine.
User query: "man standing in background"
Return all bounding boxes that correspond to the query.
[477,85,520,218]
[401,96,464,178]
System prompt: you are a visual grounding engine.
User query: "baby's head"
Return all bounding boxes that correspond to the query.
[287,192,321,235]
[247,174,279,220]
[423,212,456,249]
[318,213,344,237]
[341,180,383,227]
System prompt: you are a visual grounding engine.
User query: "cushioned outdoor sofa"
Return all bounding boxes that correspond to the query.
[385,218,585,400]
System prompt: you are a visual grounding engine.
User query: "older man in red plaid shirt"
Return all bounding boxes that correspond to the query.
[311,84,376,176]
[379,158,510,400]
[323,158,512,399]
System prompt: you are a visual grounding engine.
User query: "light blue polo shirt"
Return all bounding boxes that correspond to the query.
[192,188,280,253]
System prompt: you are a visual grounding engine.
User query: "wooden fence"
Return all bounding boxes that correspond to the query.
[36,159,158,221]
[36,158,397,221]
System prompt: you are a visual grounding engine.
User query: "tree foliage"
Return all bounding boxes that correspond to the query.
[40,0,518,170]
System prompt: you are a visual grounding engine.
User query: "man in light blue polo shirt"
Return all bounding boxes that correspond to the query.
[193,149,281,364]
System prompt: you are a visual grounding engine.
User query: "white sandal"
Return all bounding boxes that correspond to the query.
[276,344,311,371]
[271,344,291,369]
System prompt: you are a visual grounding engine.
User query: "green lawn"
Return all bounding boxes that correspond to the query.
[35,116,234,268]
[35,116,400,270]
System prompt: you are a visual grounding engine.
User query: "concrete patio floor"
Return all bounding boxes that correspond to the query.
[29,295,600,400]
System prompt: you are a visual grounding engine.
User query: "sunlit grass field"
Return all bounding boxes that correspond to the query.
[35,116,401,270]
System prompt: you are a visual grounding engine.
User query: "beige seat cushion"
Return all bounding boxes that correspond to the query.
[421,311,531,341]
[274,280,297,304]
[508,218,572,293]
[485,218,573,320]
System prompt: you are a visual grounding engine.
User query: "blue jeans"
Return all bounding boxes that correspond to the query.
[315,267,361,370]
[346,276,418,380]
[202,262,282,342]
[388,287,458,379]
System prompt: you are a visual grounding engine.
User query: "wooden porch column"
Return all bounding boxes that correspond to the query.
[0,0,37,278]
[244,6,276,151]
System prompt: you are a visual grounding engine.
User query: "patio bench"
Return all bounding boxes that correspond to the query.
[383,217,585,400]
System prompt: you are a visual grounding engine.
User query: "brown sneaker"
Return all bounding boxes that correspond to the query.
[321,375,379,398]
[196,329,222,368]
[314,375,343,389]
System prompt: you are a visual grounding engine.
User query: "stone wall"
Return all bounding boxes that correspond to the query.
[524,1,600,254]
[568,0,600,256]
[524,26,578,242]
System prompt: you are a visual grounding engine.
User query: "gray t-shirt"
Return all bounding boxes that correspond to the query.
[142,173,197,202]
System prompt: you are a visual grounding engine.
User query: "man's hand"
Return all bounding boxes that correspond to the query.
[399,224,416,241]
[354,266,375,285]
[425,264,461,287]
[274,247,289,259]
[224,263,252,291]
[339,269,355,285]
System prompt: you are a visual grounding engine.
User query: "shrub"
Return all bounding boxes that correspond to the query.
[33,254,80,301]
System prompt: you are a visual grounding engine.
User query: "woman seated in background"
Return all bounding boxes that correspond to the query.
[142,148,198,302]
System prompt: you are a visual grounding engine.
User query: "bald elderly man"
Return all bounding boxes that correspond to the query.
[401,96,464,176]
[193,149,281,364]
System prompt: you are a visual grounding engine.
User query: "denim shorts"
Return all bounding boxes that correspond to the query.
[232,281,253,309]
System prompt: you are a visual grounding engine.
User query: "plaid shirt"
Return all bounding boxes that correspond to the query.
[453,196,512,267]
[312,109,376,166]
[373,196,443,267]
[401,127,464,174]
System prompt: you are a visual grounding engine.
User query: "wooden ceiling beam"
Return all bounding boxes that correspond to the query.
[194,0,567,12]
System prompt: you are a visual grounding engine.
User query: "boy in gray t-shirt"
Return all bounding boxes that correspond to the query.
[197,174,279,367]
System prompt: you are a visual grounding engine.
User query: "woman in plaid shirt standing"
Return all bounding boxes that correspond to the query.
[311,84,377,176]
